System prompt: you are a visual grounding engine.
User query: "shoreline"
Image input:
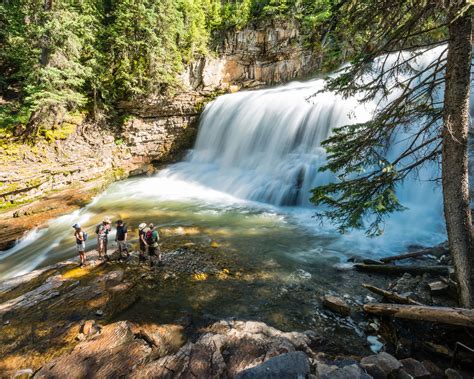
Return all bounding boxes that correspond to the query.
[0,178,107,251]
[0,239,472,377]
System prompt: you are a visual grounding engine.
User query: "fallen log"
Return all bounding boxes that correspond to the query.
[354,264,450,275]
[380,250,433,263]
[363,303,474,328]
[362,284,422,305]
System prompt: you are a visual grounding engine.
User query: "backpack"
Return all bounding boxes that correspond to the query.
[145,230,154,245]
[83,231,88,241]
[95,224,101,234]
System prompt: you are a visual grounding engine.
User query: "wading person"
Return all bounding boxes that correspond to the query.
[115,219,129,260]
[145,223,161,267]
[138,223,148,263]
[96,217,111,260]
[72,224,87,267]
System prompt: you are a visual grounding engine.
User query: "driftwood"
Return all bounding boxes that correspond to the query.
[363,303,474,328]
[362,283,422,305]
[354,264,450,275]
[380,250,433,263]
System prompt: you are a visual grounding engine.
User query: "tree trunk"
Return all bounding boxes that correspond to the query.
[442,4,473,308]
[354,263,450,275]
[40,0,52,66]
[362,284,422,305]
[363,303,474,328]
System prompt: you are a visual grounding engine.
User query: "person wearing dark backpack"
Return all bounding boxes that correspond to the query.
[115,219,129,260]
[96,217,111,260]
[73,223,87,267]
[146,223,161,267]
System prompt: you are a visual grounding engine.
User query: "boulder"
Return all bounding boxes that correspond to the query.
[133,320,318,378]
[445,368,463,379]
[12,368,33,379]
[35,321,152,378]
[428,281,449,295]
[82,320,99,335]
[316,362,372,379]
[235,351,310,379]
[399,358,430,379]
[421,360,444,379]
[321,295,351,316]
[103,270,124,288]
[361,352,402,378]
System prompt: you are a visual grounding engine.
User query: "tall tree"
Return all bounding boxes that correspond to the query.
[311,1,474,307]
[442,3,473,308]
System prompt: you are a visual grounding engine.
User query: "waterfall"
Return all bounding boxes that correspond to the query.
[162,46,458,216]
[163,80,371,206]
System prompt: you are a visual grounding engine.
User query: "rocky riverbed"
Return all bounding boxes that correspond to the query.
[0,235,473,378]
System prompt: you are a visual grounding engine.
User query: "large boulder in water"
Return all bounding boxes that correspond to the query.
[235,351,310,378]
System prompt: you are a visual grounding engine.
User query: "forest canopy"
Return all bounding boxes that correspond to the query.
[0,0,344,138]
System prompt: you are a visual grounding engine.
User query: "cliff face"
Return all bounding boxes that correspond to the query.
[183,19,319,90]
[0,20,317,209]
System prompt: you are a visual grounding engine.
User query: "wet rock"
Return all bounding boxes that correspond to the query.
[82,320,99,335]
[421,360,444,379]
[0,275,65,316]
[444,368,463,379]
[105,290,139,319]
[399,358,430,379]
[235,351,310,379]
[133,320,318,378]
[321,295,351,316]
[11,368,33,379]
[428,281,449,295]
[391,273,432,304]
[35,321,152,378]
[103,270,124,288]
[315,362,372,379]
[360,352,402,378]
[95,309,104,317]
[131,323,186,357]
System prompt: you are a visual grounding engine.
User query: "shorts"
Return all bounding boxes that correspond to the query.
[76,242,85,252]
[148,245,160,256]
[117,240,128,251]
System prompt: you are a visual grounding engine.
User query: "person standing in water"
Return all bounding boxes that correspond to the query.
[96,217,111,260]
[138,223,148,263]
[145,223,161,267]
[115,219,129,260]
[72,224,87,267]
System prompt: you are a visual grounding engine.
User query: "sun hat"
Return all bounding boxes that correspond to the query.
[72,223,80,229]
[138,223,147,230]
[103,217,111,224]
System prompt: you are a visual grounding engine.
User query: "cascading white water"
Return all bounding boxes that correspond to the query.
[163,80,370,206]
[161,46,456,216]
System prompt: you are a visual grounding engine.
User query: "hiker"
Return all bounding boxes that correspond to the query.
[115,219,129,259]
[145,223,161,267]
[72,223,87,267]
[96,217,111,260]
[138,223,148,263]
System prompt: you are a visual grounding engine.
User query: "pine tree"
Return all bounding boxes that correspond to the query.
[311,1,474,307]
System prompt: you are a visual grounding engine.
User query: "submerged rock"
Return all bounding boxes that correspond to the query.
[321,295,351,317]
[235,351,310,378]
